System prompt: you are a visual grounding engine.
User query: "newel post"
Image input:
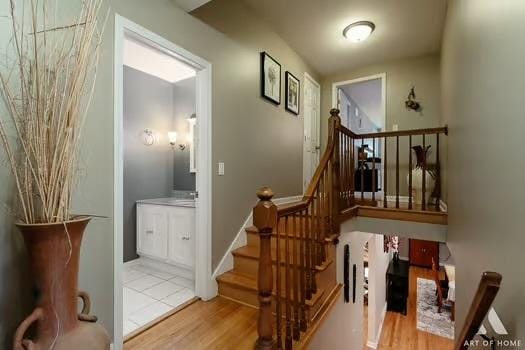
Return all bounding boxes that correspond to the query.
[254,187,277,350]
[329,109,342,235]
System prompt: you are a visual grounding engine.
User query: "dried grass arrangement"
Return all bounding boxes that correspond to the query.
[0,0,105,224]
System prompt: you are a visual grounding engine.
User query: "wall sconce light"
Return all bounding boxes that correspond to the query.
[168,131,186,151]
[142,128,158,146]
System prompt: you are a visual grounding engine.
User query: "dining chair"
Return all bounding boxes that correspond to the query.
[432,258,453,317]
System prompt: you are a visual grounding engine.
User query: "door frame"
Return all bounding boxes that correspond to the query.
[331,73,387,198]
[113,14,214,349]
[303,72,321,192]
[331,73,386,131]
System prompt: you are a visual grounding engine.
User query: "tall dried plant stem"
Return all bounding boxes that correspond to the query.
[0,0,105,224]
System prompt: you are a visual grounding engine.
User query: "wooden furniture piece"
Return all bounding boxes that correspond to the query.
[432,258,453,320]
[455,272,502,350]
[409,239,439,268]
[386,260,409,315]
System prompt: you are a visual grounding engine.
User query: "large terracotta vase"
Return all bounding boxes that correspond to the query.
[14,216,110,350]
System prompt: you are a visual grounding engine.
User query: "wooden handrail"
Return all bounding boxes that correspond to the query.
[455,272,502,350]
[352,126,448,139]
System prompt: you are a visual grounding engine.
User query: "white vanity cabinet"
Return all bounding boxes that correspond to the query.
[137,201,195,269]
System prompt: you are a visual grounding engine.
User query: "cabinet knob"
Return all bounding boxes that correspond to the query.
[182,237,190,241]
[146,230,154,234]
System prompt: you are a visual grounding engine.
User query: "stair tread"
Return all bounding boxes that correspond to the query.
[232,245,332,271]
[217,269,324,306]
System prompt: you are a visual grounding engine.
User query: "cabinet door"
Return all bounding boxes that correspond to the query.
[409,239,439,268]
[137,205,168,259]
[168,207,195,267]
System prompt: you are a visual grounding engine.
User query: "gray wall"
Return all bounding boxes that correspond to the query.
[442,0,525,341]
[0,0,316,343]
[321,54,444,197]
[123,66,176,262]
[172,77,196,191]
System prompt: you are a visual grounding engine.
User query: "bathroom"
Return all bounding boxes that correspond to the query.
[121,35,198,338]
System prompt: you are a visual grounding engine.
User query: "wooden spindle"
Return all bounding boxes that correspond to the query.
[396,135,400,209]
[320,172,327,262]
[309,200,317,294]
[316,187,322,266]
[305,205,312,300]
[372,137,376,202]
[422,134,427,211]
[299,209,307,332]
[347,135,351,207]
[383,137,388,208]
[360,138,364,201]
[408,135,413,210]
[435,133,441,211]
[292,214,300,341]
[351,138,355,201]
[284,216,292,350]
[254,187,277,350]
[276,216,283,349]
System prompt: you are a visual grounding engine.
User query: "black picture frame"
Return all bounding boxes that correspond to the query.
[260,52,281,105]
[285,71,300,115]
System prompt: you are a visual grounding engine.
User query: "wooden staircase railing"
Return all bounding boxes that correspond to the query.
[455,272,502,350]
[253,108,449,349]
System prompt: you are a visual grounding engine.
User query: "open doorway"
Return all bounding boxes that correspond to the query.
[113,16,212,349]
[332,74,386,200]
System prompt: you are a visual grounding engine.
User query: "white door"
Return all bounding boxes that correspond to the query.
[303,74,321,192]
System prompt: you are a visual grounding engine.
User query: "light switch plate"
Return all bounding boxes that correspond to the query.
[218,162,225,176]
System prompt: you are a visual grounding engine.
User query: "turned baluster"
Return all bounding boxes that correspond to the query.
[435,133,441,211]
[422,134,427,211]
[254,187,277,350]
[396,135,400,209]
[305,205,312,300]
[360,138,365,201]
[284,216,292,350]
[309,200,317,294]
[276,216,283,349]
[292,214,300,341]
[299,209,307,331]
[383,137,388,208]
[408,135,413,210]
[372,137,376,202]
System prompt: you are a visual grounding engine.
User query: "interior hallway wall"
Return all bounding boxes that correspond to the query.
[321,54,443,198]
[0,0,319,343]
[441,0,525,340]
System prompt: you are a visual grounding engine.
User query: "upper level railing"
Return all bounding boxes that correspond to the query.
[253,109,448,349]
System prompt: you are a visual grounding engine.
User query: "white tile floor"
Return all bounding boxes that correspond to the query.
[123,262,195,336]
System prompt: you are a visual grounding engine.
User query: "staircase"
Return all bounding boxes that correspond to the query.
[215,109,449,349]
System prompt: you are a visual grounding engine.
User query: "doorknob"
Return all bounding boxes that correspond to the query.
[315,146,321,150]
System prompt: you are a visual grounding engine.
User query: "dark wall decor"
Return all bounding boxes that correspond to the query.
[285,71,300,115]
[344,244,350,303]
[260,52,281,104]
[405,86,422,112]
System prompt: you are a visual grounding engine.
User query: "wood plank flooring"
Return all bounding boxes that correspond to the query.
[366,266,454,350]
[125,297,258,350]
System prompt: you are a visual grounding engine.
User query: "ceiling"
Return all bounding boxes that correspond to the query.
[243,0,447,76]
[124,36,196,84]
[172,0,212,12]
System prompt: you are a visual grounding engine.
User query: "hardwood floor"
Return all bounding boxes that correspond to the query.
[125,267,453,350]
[125,297,258,350]
[369,266,454,350]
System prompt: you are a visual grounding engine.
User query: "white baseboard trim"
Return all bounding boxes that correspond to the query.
[385,195,411,203]
[212,195,302,279]
[366,304,387,349]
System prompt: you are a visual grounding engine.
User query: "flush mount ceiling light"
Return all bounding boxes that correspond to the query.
[343,21,375,42]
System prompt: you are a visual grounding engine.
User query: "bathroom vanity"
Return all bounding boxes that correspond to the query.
[136,198,195,270]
